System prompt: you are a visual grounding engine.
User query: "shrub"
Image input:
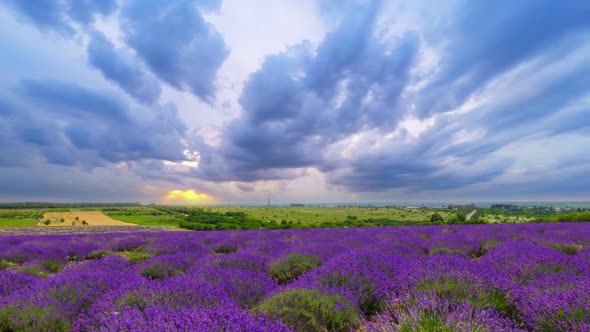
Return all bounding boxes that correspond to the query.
[429,247,465,255]
[415,277,517,319]
[364,296,523,332]
[430,213,444,223]
[270,254,321,284]
[255,288,360,332]
[140,262,185,280]
[120,251,151,264]
[0,260,15,270]
[40,260,63,273]
[86,250,112,260]
[475,239,499,257]
[549,243,582,255]
[212,243,240,254]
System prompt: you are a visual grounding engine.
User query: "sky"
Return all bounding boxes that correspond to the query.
[0,0,589,205]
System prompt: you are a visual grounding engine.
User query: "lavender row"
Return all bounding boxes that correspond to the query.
[1,222,589,331]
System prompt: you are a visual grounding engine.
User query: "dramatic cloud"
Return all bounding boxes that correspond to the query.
[87,32,162,105]
[3,0,117,35]
[190,0,590,198]
[197,0,419,181]
[414,0,590,117]
[122,0,228,101]
[0,80,187,168]
[1,0,590,202]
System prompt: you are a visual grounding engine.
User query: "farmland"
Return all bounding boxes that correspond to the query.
[41,211,137,227]
[0,204,586,231]
[0,222,588,331]
[204,206,452,224]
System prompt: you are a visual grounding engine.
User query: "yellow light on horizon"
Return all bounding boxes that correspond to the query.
[164,189,215,204]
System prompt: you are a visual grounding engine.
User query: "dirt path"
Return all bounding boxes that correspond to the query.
[40,211,137,227]
[466,209,477,220]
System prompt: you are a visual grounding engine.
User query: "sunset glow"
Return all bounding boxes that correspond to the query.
[164,190,215,204]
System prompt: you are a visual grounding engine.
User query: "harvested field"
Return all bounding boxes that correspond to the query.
[40,211,137,227]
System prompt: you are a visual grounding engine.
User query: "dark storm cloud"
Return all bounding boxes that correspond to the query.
[197,0,419,181]
[122,0,228,101]
[19,80,130,123]
[326,147,511,192]
[0,80,187,168]
[87,32,162,105]
[2,0,117,35]
[0,163,144,202]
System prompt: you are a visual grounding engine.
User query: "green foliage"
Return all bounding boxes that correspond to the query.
[107,207,180,226]
[536,307,590,332]
[270,254,321,284]
[212,243,240,254]
[549,243,582,255]
[0,217,39,228]
[179,209,275,230]
[318,271,384,317]
[254,288,361,332]
[0,260,16,270]
[0,305,70,332]
[457,212,466,222]
[40,260,63,273]
[18,265,50,278]
[475,239,500,257]
[429,247,465,255]
[397,311,454,332]
[140,262,185,279]
[537,211,590,222]
[416,278,518,319]
[86,250,112,260]
[430,213,444,223]
[119,251,152,263]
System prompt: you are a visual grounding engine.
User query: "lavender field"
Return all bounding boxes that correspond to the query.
[1,223,589,331]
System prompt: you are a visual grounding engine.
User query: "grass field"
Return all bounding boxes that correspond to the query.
[0,204,573,229]
[107,214,180,226]
[483,214,536,223]
[0,218,39,228]
[203,206,451,225]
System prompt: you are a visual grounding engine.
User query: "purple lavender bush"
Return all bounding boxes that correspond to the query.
[0,222,588,331]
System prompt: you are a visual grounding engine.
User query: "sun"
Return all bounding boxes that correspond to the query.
[164,189,215,204]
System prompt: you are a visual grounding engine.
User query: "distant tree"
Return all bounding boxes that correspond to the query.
[430,213,444,223]
[457,212,466,222]
[75,217,79,221]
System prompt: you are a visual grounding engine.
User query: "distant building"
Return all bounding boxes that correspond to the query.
[491,204,522,211]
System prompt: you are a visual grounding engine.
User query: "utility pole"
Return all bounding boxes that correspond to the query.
[267,194,270,207]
